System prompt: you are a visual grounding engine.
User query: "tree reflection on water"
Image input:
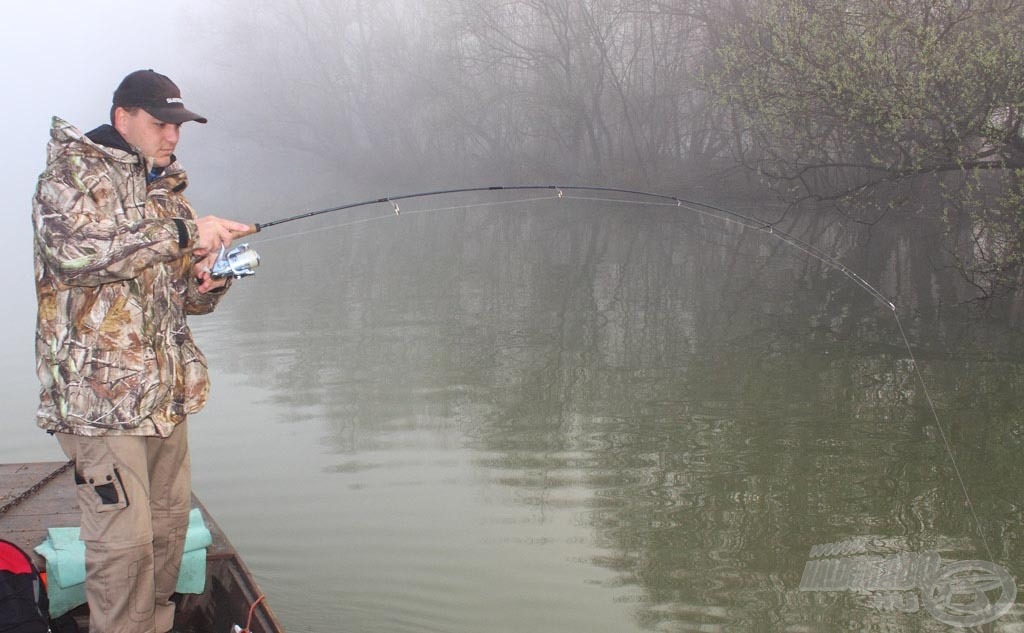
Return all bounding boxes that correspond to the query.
[217,196,1024,631]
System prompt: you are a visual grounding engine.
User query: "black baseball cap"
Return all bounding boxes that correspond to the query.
[113,69,207,124]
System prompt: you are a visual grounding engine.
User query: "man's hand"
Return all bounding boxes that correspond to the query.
[193,215,253,258]
[192,215,253,289]
[192,261,229,294]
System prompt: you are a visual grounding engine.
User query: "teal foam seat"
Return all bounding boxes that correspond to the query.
[34,507,212,617]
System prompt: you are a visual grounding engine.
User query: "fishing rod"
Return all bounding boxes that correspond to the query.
[215,183,996,563]
[221,184,895,311]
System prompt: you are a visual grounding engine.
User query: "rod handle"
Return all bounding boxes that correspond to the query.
[232,224,261,238]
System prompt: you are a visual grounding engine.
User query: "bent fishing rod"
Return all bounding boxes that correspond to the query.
[216,183,999,561]
[219,184,894,311]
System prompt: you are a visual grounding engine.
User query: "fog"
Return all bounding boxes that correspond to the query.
[6,5,1024,632]
[3,2,420,459]
[6,0,1021,457]
[2,0,719,461]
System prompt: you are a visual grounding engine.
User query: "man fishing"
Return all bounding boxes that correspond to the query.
[31,69,250,633]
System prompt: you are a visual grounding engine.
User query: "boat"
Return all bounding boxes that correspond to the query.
[0,461,284,633]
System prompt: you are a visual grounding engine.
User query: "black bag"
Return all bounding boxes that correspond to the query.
[0,538,49,633]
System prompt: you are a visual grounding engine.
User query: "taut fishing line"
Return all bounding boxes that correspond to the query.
[227,184,994,562]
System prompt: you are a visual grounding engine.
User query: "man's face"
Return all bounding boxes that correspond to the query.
[115,107,180,168]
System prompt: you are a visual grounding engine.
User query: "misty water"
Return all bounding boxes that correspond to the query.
[33,193,1024,631]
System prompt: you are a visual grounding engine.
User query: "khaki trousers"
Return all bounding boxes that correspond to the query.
[56,422,191,633]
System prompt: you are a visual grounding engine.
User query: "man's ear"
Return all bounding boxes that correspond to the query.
[112,106,130,136]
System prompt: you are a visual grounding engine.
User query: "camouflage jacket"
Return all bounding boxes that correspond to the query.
[33,117,228,437]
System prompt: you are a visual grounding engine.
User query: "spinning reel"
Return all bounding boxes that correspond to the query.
[210,243,260,279]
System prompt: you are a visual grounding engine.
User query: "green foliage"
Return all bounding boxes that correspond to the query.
[704,0,1024,195]
[702,0,1024,293]
[948,168,1024,297]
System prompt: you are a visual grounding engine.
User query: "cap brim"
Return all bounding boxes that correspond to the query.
[143,105,208,124]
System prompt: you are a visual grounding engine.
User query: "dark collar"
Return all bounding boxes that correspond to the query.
[84,124,175,180]
[85,124,134,154]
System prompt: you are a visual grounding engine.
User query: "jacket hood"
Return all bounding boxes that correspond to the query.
[47,117,138,166]
[46,116,184,179]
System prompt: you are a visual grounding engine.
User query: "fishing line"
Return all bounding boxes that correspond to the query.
[241,184,994,561]
[895,318,995,562]
[560,193,995,562]
[563,193,895,309]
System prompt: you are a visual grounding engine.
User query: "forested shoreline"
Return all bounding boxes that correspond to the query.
[200,0,1024,301]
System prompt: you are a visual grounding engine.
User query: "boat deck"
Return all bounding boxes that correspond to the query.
[0,461,283,632]
[0,462,240,569]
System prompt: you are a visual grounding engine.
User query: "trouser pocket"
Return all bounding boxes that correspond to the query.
[75,462,129,512]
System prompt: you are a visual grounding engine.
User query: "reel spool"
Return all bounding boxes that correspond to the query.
[210,243,260,279]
